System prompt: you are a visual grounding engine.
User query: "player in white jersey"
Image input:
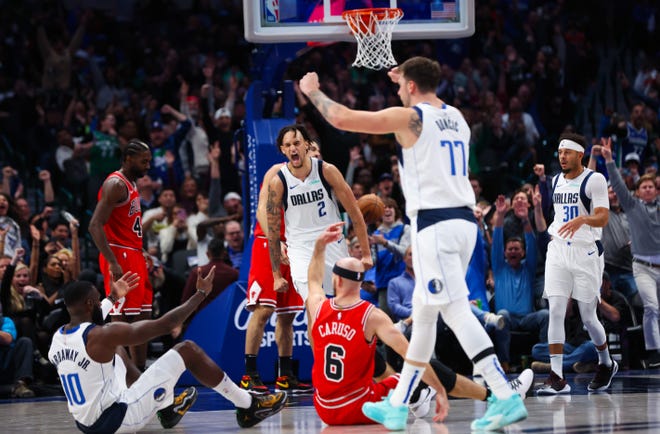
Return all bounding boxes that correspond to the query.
[266,125,372,301]
[538,133,618,395]
[299,56,526,431]
[49,269,287,432]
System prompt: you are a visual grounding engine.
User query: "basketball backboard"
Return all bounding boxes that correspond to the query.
[244,0,475,43]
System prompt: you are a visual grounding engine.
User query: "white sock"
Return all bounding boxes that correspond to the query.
[389,363,425,406]
[597,347,612,366]
[550,354,563,378]
[474,355,514,400]
[213,373,252,409]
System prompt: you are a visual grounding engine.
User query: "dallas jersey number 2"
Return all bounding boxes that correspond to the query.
[440,140,467,176]
[324,344,345,382]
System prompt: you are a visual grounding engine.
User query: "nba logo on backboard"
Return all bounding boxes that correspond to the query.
[265,0,280,23]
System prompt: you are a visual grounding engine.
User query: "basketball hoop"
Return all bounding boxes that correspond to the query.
[341,8,403,70]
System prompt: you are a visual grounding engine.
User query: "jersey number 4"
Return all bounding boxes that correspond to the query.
[61,373,86,405]
[324,344,345,382]
[132,216,143,237]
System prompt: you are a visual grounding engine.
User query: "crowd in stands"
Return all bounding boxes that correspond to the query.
[0,0,659,397]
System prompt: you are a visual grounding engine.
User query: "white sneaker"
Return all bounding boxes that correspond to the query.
[508,368,534,399]
[484,312,506,330]
[409,386,436,418]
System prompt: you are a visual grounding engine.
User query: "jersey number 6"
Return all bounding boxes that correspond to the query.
[324,344,345,382]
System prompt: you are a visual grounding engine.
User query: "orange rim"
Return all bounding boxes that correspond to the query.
[341,7,403,21]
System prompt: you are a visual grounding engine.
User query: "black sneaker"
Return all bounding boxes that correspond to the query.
[536,371,571,395]
[236,391,288,428]
[647,352,660,369]
[275,375,313,395]
[157,386,198,429]
[588,359,618,392]
[239,374,270,395]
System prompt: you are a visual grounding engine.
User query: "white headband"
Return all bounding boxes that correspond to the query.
[558,139,585,153]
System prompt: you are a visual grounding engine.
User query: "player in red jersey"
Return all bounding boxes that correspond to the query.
[89,139,152,370]
[307,222,449,425]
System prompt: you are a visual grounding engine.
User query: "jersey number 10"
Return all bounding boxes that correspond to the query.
[61,373,87,406]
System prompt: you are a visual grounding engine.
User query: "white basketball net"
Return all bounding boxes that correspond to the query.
[343,8,403,70]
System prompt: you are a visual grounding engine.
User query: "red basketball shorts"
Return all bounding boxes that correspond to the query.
[246,237,303,315]
[100,245,152,315]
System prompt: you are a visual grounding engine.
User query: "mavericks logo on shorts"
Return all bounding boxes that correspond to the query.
[154,387,166,402]
[428,279,443,294]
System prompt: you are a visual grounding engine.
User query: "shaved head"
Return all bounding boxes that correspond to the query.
[335,257,364,273]
[332,257,365,294]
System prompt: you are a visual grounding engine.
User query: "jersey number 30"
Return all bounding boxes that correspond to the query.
[324,344,345,382]
[562,205,578,222]
[61,373,86,405]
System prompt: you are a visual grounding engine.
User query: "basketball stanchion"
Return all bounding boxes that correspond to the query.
[341,8,403,70]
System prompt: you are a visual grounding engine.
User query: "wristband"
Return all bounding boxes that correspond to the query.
[197,288,208,298]
[101,298,114,319]
[107,294,118,304]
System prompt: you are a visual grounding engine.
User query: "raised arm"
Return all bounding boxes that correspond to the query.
[1,166,14,195]
[69,219,81,280]
[39,170,55,207]
[490,195,508,270]
[207,143,226,218]
[601,137,637,210]
[299,72,411,136]
[531,184,547,233]
[89,266,215,362]
[1,248,23,314]
[307,222,344,329]
[28,225,40,285]
[323,162,372,270]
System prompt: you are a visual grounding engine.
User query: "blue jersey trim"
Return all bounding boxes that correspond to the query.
[416,207,476,232]
[277,170,288,211]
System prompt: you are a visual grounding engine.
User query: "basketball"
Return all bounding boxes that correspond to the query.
[357,194,385,224]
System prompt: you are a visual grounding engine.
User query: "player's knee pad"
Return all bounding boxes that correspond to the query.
[547,296,568,344]
[407,322,438,362]
[577,299,606,345]
[547,295,569,325]
[437,299,472,330]
[411,302,441,325]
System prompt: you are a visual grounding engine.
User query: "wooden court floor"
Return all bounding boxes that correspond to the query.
[2,369,659,433]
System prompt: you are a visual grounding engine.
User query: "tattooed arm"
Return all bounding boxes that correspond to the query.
[266,174,288,293]
[299,72,417,146]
